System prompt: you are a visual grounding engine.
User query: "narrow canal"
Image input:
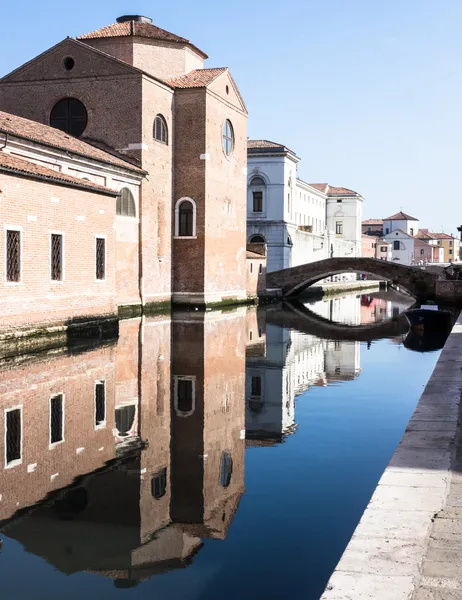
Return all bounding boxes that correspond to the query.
[0,289,442,600]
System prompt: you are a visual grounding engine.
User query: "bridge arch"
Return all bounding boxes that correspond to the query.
[266,257,438,300]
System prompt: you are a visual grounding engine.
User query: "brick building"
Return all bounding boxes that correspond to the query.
[0,14,249,330]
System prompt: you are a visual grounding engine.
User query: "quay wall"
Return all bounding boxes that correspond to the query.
[321,311,462,600]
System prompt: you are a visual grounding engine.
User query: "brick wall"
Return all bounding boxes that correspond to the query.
[0,171,117,329]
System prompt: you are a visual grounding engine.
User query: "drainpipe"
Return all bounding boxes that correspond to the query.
[138,177,145,307]
[0,132,8,152]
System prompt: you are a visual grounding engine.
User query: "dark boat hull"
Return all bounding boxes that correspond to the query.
[404,308,451,332]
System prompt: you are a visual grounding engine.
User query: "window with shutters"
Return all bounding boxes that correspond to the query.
[94,380,106,428]
[50,233,63,281]
[5,228,21,283]
[116,188,136,217]
[336,221,343,235]
[95,237,106,280]
[50,394,64,446]
[5,407,22,468]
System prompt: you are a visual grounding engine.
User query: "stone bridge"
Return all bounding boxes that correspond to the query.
[266,257,439,299]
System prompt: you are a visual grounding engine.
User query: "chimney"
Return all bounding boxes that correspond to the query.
[116,15,152,24]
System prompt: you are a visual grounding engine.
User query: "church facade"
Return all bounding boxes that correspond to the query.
[0,15,248,331]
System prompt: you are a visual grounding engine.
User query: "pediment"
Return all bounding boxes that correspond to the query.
[208,70,248,114]
[1,38,141,83]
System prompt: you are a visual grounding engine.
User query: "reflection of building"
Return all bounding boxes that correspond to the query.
[245,308,360,445]
[0,309,246,586]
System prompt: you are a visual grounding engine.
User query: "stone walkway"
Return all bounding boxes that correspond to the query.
[321,315,462,600]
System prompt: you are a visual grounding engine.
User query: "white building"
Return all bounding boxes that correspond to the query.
[247,140,363,273]
[383,229,415,265]
[382,211,420,237]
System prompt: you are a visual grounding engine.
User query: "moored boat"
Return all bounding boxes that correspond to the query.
[404,304,451,333]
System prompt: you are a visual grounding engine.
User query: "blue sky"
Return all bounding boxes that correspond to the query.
[1,0,460,233]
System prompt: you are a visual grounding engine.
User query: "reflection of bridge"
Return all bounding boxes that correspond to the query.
[266,257,439,299]
[265,301,411,342]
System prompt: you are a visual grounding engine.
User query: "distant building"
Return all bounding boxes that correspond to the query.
[362,235,392,260]
[382,211,419,237]
[246,140,363,273]
[362,219,384,237]
[416,229,460,263]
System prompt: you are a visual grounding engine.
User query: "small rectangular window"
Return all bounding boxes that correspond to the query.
[251,376,262,397]
[5,408,21,466]
[151,468,167,499]
[449,249,453,255]
[51,234,63,281]
[176,378,194,415]
[6,229,21,282]
[420,248,425,255]
[393,240,400,250]
[259,263,263,274]
[95,380,106,428]
[380,246,388,252]
[95,237,106,280]
[336,222,343,235]
[250,262,253,273]
[50,394,64,445]
[253,191,263,212]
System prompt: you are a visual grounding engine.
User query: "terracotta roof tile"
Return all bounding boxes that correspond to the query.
[0,151,117,195]
[384,211,418,221]
[309,183,329,192]
[0,111,144,173]
[77,20,208,59]
[248,140,285,149]
[362,219,383,225]
[327,186,359,196]
[166,67,227,88]
[428,232,457,240]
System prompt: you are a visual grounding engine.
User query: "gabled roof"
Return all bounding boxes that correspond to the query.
[384,211,418,221]
[0,151,118,195]
[309,183,329,193]
[327,186,359,196]
[0,111,144,174]
[166,67,227,88]
[362,219,383,225]
[77,19,208,59]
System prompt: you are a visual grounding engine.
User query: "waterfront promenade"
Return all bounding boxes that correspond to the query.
[322,312,462,599]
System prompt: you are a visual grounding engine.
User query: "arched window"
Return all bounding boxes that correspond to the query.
[222,120,234,156]
[220,452,233,488]
[50,98,88,137]
[250,176,265,213]
[154,114,168,144]
[249,234,265,243]
[116,188,136,217]
[175,198,196,237]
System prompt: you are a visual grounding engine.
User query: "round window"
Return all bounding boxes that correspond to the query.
[63,56,75,71]
[50,98,88,137]
[222,119,234,156]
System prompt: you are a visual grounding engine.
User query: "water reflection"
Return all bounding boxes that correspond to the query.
[0,292,446,598]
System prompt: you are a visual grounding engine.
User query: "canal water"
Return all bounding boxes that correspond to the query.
[0,290,442,600]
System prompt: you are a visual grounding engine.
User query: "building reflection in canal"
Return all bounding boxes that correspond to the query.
[0,291,417,588]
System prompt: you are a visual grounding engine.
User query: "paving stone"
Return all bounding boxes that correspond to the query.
[388,448,451,471]
[406,420,456,433]
[414,587,462,599]
[420,576,462,590]
[423,560,462,579]
[369,485,445,512]
[354,509,434,540]
[378,471,448,488]
[435,507,462,520]
[335,537,425,576]
[320,573,415,600]
[431,518,462,536]
[426,547,462,564]
[397,431,455,449]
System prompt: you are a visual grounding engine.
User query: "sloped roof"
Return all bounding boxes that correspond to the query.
[77,19,208,59]
[0,151,118,195]
[362,219,383,225]
[429,232,457,240]
[384,211,418,221]
[309,183,329,193]
[166,67,227,88]
[327,186,359,196]
[0,111,144,174]
[247,140,297,157]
